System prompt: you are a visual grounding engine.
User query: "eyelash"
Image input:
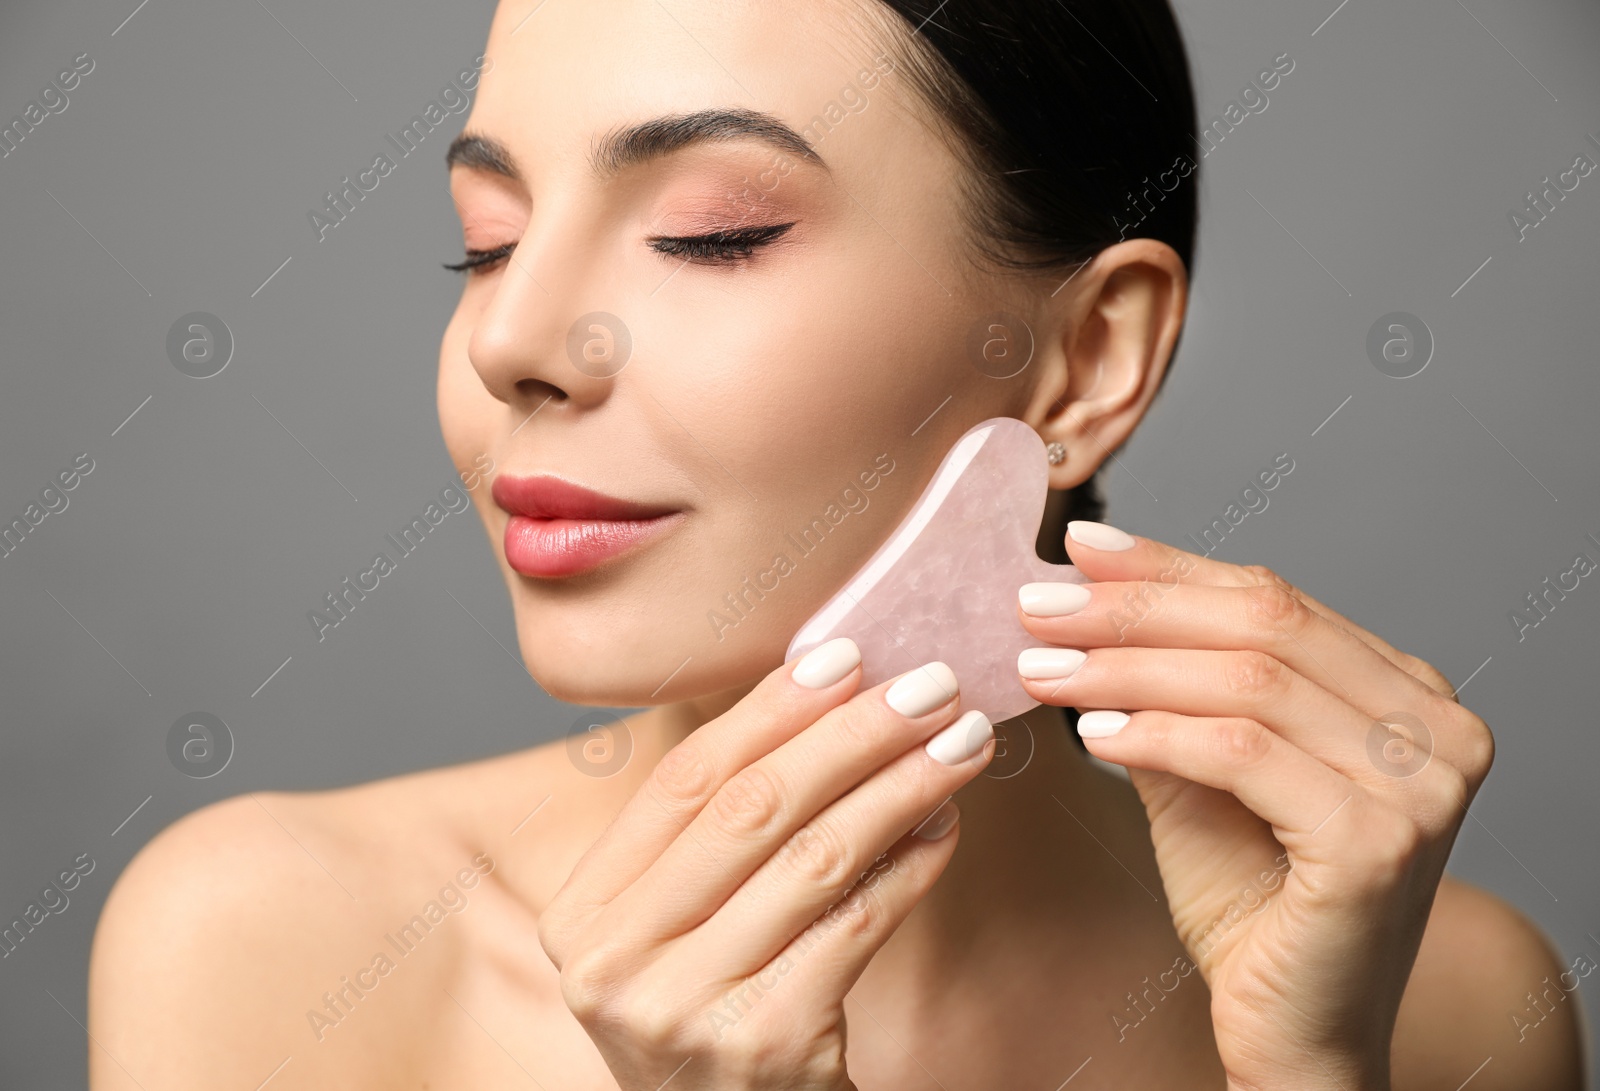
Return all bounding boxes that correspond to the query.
[647,222,796,264]
[441,222,796,276]
[442,244,516,275]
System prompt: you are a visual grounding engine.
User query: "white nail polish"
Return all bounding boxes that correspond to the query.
[1019,582,1092,617]
[791,637,861,689]
[885,662,959,717]
[925,710,992,765]
[913,799,960,840]
[1017,647,1087,680]
[1076,710,1130,737]
[1067,520,1136,552]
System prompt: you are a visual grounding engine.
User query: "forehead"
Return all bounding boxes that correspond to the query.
[467,0,927,177]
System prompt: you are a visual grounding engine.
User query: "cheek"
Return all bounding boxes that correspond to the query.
[627,257,974,637]
[651,255,970,491]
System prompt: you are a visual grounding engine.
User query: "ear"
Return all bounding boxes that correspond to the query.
[1021,238,1188,489]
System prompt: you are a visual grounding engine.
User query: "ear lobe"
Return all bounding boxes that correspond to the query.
[1030,242,1185,483]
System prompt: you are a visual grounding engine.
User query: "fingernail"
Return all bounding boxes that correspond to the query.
[1077,710,1130,737]
[925,709,992,765]
[1019,581,1092,616]
[791,637,861,689]
[1018,647,1087,680]
[1067,520,1136,551]
[886,662,959,717]
[913,798,960,840]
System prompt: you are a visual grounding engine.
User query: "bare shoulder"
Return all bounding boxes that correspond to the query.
[87,736,612,1090]
[1391,872,1590,1091]
[88,785,360,1088]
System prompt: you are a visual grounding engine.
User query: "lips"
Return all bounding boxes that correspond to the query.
[491,474,684,578]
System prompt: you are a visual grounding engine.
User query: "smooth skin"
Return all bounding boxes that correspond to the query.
[539,653,993,1090]
[87,0,1587,1088]
[1019,525,1526,1089]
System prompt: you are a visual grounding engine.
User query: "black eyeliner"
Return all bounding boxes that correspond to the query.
[442,243,516,273]
[444,221,796,275]
[647,221,796,262]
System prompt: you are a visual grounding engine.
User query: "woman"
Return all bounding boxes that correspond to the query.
[87,0,1587,1087]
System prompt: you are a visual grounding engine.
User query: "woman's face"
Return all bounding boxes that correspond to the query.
[439,0,1069,706]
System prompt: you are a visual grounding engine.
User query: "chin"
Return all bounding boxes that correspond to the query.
[513,609,786,709]
[495,532,825,708]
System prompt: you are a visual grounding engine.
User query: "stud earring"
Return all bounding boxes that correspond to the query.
[1045,441,1066,465]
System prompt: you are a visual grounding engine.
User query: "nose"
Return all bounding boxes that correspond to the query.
[465,248,626,411]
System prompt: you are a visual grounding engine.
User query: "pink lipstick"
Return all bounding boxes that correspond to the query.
[491,475,684,578]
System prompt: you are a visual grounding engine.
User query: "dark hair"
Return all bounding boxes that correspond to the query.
[866,0,1199,555]
[866,0,1199,739]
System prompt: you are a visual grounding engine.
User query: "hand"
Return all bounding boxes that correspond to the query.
[1014,520,1495,1091]
[538,639,996,1091]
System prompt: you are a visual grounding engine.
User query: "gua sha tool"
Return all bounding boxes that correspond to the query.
[785,417,1089,722]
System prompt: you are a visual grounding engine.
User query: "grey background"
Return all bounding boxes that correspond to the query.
[2,0,1598,1085]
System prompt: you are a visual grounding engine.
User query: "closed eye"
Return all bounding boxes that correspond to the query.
[443,243,516,275]
[443,221,797,277]
[647,221,796,265]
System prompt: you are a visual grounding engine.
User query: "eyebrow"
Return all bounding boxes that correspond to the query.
[445,108,828,182]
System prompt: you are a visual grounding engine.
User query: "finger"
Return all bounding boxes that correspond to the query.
[587,660,966,954]
[543,637,866,964]
[678,707,995,979]
[701,806,964,1028]
[1020,645,1418,783]
[1072,709,1366,855]
[1015,578,1454,727]
[1061,520,1428,685]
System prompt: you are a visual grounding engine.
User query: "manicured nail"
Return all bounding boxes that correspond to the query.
[1018,647,1087,680]
[791,637,861,689]
[1067,520,1136,551]
[1077,710,1130,737]
[1019,581,1092,616]
[886,662,958,717]
[913,798,960,840]
[925,710,992,765]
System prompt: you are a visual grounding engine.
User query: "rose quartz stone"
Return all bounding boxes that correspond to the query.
[785,417,1089,722]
